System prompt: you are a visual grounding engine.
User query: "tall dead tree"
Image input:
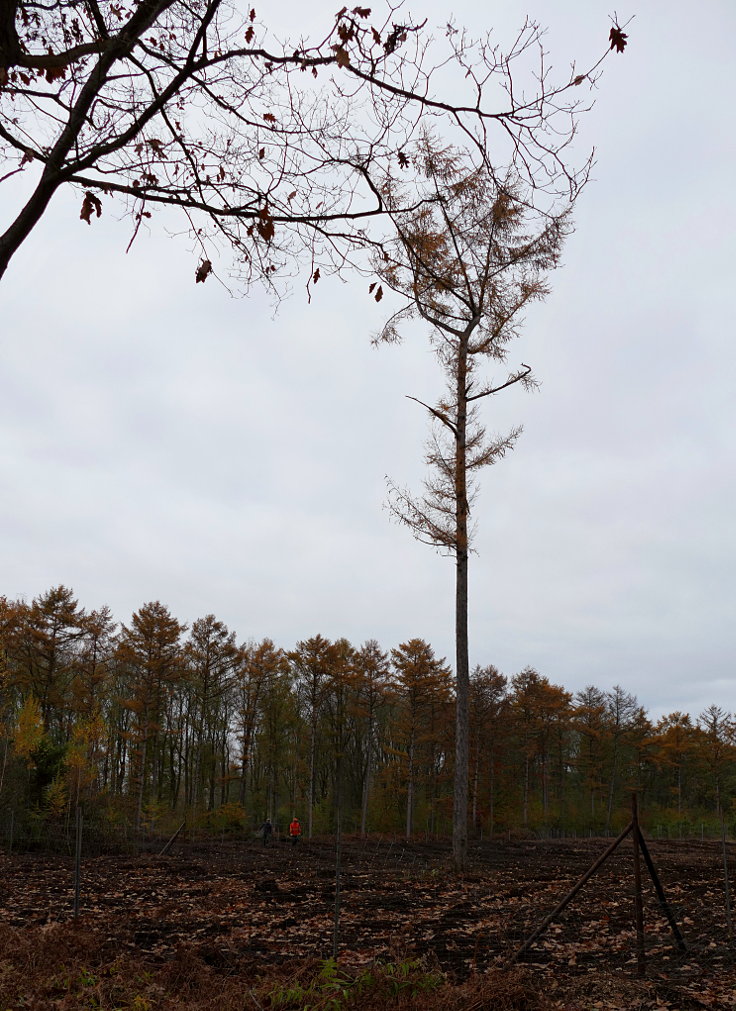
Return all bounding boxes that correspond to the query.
[375,138,571,869]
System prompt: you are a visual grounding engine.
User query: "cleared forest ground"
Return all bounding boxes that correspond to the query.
[1,836,735,1009]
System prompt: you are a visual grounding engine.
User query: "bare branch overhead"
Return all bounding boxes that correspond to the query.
[1,1,621,286]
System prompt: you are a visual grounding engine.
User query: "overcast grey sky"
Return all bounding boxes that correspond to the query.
[1,0,734,722]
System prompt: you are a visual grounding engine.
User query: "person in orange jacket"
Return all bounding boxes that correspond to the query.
[289,817,302,845]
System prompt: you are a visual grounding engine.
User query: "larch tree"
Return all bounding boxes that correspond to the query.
[653,712,697,817]
[509,667,571,828]
[603,684,641,833]
[6,587,86,736]
[696,705,735,818]
[289,633,338,837]
[255,651,299,822]
[375,139,570,869]
[468,664,507,836]
[573,685,609,825]
[234,637,285,809]
[353,638,391,836]
[390,637,452,841]
[183,614,238,810]
[117,600,186,827]
[72,606,116,721]
[255,647,295,820]
[63,606,116,805]
[0,1,625,286]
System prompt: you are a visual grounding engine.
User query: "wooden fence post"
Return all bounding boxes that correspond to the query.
[631,794,646,977]
[721,813,733,941]
[510,821,633,963]
[512,798,687,967]
[159,821,186,857]
[636,831,687,952]
[73,805,83,918]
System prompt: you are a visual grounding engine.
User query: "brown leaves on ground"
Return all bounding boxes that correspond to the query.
[1,838,735,1010]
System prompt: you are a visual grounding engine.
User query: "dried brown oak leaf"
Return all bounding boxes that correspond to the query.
[80,191,102,224]
[256,206,275,242]
[195,259,213,283]
[609,26,628,53]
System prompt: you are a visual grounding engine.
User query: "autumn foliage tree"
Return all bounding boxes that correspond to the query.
[289,634,339,837]
[352,639,391,836]
[116,601,186,828]
[468,665,507,836]
[4,587,85,738]
[14,585,736,849]
[389,638,452,840]
[234,638,286,812]
[573,685,609,824]
[697,706,735,818]
[509,668,573,827]
[652,712,697,817]
[183,614,238,811]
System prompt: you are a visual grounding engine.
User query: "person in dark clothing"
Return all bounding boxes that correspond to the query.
[260,819,273,846]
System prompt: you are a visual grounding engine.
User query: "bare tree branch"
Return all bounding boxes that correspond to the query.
[405,395,457,437]
[1,1,620,285]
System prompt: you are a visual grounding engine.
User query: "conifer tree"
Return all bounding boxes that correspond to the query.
[117,601,186,827]
[376,140,568,867]
[390,638,452,840]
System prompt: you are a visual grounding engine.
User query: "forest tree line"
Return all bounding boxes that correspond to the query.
[1,587,734,843]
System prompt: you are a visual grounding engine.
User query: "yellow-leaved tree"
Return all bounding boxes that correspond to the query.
[13,694,44,765]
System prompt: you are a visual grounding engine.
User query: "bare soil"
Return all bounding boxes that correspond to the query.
[1,835,735,1009]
